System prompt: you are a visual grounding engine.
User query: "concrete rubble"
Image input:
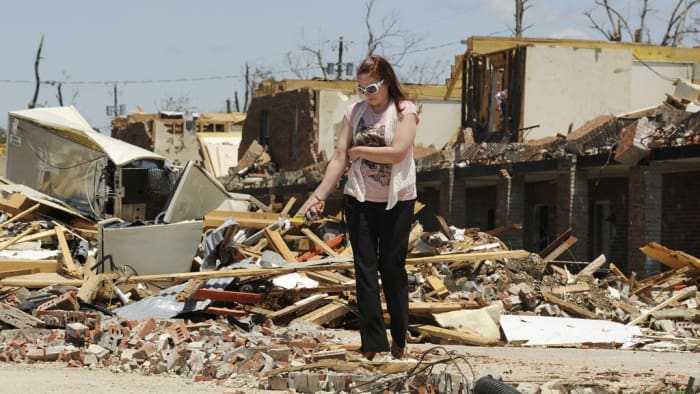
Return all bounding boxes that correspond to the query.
[0,99,699,393]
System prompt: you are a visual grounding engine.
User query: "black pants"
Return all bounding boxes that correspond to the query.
[344,195,415,353]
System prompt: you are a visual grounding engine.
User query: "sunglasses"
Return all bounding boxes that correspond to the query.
[356,80,384,95]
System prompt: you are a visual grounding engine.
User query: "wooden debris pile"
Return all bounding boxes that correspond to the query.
[0,179,698,392]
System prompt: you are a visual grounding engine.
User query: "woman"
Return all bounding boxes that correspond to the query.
[298,55,418,360]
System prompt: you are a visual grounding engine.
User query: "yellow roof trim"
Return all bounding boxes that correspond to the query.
[462,36,700,62]
[445,36,700,101]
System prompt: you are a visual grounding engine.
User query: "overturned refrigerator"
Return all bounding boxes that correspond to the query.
[5,106,233,276]
[6,105,175,223]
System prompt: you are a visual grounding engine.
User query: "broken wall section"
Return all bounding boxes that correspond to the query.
[242,90,317,171]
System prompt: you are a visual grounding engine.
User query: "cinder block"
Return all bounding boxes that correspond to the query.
[87,344,110,359]
[83,352,98,367]
[268,375,289,390]
[66,322,90,344]
[266,347,291,362]
[326,373,348,392]
[45,346,64,361]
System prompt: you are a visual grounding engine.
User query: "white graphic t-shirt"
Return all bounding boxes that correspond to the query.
[344,100,419,203]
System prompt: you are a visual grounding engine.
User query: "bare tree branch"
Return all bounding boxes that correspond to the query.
[635,0,650,42]
[584,8,613,39]
[597,0,635,41]
[363,0,421,67]
[660,0,697,46]
[301,45,327,79]
[29,34,44,109]
[56,82,63,106]
[285,29,329,80]
[515,0,533,37]
[586,0,697,46]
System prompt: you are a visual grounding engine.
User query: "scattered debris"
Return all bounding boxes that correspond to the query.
[1,102,699,393]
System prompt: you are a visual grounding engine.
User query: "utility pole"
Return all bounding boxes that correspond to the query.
[336,36,344,80]
[326,36,354,80]
[106,83,125,117]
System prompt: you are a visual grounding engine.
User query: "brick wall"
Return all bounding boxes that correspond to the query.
[496,170,524,249]
[628,164,662,276]
[464,186,497,232]
[662,171,700,258]
[587,177,629,272]
[439,167,454,224]
[524,181,558,252]
[241,90,317,171]
[450,177,467,228]
[556,157,589,259]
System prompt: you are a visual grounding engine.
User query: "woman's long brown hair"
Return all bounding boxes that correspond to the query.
[356,55,406,113]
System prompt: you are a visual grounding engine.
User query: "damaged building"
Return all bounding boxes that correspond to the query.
[111,110,245,177]
[229,36,700,278]
[1,36,700,394]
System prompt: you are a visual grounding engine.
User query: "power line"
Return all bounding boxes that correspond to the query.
[0,41,462,87]
[386,42,462,58]
[0,73,245,86]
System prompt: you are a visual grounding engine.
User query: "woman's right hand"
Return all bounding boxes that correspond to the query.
[299,195,325,222]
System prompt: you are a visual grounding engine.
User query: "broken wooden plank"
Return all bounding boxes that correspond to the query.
[13,229,57,243]
[54,224,80,278]
[305,270,353,285]
[300,228,340,258]
[609,262,629,283]
[640,242,700,271]
[543,292,598,319]
[0,224,40,253]
[409,324,497,346]
[280,197,296,216]
[117,250,532,284]
[443,250,531,269]
[0,258,59,274]
[264,227,298,263]
[193,288,264,304]
[175,279,207,302]
[0,268,39,279]
[0,203,40,229]
[632,268,682,295]
[76,272,103,303]
[0,272,82,288]
[204,210,304,230]
[266,293,329,321]
[202,306,247,317]
[627,285,697,326]
[435,215,455,241]
[485,223,522,237]
[0,192,29,212]
[399,301,467,314]
[542,236,578,264]
[539,228,572,258]
[297,233,345,262]
[551,282,590,295]
[425,275,449,298]
[549,264,568,277]
[290,301,349,326]
[269,284,355,297]
[261,358,418,378]
[577,254,606,277]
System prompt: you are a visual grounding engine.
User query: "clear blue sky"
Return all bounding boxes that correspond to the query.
[0,0,689,130]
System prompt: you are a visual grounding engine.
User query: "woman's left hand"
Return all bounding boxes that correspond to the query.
[348,147,361,162]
